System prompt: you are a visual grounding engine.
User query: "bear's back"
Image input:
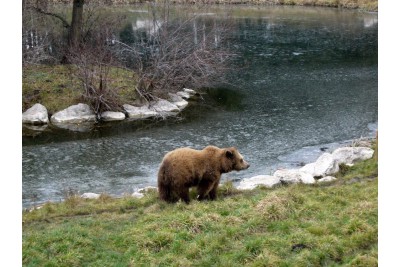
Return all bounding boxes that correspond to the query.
[161,146,223,176]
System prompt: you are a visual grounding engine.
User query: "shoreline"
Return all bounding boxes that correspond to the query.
[23,0,378,12]
[23,133,377,210]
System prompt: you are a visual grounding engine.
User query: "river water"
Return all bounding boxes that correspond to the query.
[22,6,378,208]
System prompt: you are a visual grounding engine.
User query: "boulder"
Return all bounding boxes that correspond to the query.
[332,147,374,165]
[150,99,180,115]
[300,153,339,177]
[237,175,281,190]
[317,176,337,183]
[123,104,158,119]
[274,169,315,184]
[50,103,96,124]
[22,103,49,124]
[299,162,316,176]
[168,93,189,110]
[100,111,126,121]
[81,192,100,199]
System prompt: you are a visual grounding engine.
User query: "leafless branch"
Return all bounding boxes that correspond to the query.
[28,6,70,29]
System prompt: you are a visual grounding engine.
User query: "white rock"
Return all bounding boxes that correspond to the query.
[301,153,339,177]
[168,93,189,110]
[81,192,100,199]
[274,169,315,184]
[123,104,158,119]
[100,111,126,121]
[173,100,189,110]
[183,88,197,95]
[168,93,184,102]
[151,99,180,114]
[237,175,281,190]
[176,88,199,100]
[22,103,49,124]
[176,91,191,100]
[317,176,337,183]
[332,147,374,165]
[131,192,144,198]
[50,103,96,124]
[300,162,316,176]
[138,186,158,193]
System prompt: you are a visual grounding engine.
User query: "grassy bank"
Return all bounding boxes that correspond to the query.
[22,65,138,115]
[23,154,378,266]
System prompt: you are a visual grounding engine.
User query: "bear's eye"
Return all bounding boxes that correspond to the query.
[240,159,243,163]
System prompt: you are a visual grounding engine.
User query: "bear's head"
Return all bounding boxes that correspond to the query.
[222,147,250,173]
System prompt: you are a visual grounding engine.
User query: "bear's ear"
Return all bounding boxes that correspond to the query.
[226,149,234,159]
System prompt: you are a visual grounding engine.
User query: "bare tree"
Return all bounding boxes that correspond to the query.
[23,1,236,116]
[114,2,235,101]
[23,0,86,63]
[67,12,127,117]
[69,0,85,48]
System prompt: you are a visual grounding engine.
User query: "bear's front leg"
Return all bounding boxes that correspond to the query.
[197,179,214,201]
[208,176,221,200]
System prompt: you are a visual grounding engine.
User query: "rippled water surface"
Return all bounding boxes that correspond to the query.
[22,6,378,207]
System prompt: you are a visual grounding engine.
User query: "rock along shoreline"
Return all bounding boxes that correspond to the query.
[22,88,201,133]
[26,137,376,211]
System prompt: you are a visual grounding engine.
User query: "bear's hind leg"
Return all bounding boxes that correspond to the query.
[177,187,190,204]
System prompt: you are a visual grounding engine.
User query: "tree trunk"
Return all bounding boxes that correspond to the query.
[69,0,84,48]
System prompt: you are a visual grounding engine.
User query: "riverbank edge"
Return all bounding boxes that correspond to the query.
[24,0,378,12]
[22,150,378,265]
[24,135,377,211]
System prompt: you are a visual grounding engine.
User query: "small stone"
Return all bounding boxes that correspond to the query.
[81,192,100,199]
[138,186,158,193]
[131,192,144,198]
[317,176,337,183]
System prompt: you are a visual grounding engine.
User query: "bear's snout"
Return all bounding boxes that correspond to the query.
[237,160,250,170]
[244,161,250,169]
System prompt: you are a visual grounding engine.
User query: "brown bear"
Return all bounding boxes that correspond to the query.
[157,145,250,203]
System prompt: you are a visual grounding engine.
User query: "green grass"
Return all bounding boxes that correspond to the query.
[22,64,138,114]
[23,155,378,266]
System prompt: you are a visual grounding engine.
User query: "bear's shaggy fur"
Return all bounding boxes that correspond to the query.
[157,145,250,203]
